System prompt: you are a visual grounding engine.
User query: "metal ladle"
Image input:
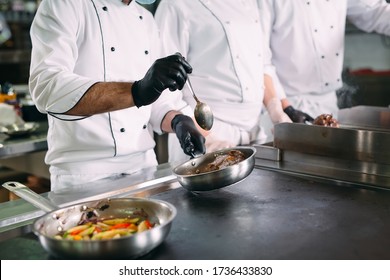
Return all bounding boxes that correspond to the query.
[186,77,214,131]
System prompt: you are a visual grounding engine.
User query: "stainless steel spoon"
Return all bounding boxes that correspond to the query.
[186,77,214,131]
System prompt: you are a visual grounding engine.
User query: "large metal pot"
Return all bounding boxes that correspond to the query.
[173,146,256,191]
[2,181,176,259]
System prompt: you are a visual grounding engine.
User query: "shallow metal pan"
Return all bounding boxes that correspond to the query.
[173,146,256,192]
[2,181,176,259]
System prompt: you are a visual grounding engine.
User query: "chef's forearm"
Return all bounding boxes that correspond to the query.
[161,110,181,133]
[263,75,291,110]
[66,82,136,116]
[281,98,290,110]
[263,74,277,107]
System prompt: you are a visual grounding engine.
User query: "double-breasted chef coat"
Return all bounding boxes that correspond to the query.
[155,0,274,162]
[29,0,189,192]
[260,0,390,118]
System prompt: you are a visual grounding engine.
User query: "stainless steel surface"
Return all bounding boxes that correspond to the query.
[3,167,390,260]
[2,163,390,259]
[255,142,281,161]
[254,147,390,190]
[2,182,177,259]
[274,123,390,164]
[254,122,390,190]
[338,106,390,130]
[173,146,256,191]
[186,78,214,131]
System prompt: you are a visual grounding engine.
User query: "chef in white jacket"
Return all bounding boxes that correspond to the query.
[29,0,205,193]
[155,0,291,163]
[260,0,390,122]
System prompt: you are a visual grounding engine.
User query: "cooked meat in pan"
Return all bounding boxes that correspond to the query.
[202,149,246,173]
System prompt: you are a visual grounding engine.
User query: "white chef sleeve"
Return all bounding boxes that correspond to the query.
[347,0,390,35]
[29,0,98,120]
[259,0,287,100]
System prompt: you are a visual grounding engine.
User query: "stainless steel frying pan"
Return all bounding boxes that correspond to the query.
[2,181,176,259]
[173,146,256,191]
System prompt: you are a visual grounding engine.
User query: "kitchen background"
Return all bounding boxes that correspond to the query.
[1,0,389,106]
[0,0,389,201]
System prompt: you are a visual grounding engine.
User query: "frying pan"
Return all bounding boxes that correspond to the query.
[2,181,176,259]
[173,146,257,191]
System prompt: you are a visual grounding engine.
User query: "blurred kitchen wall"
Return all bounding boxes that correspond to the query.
[0,0,389,107]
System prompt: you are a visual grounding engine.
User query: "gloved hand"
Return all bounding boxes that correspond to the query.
[171,114,206,157]
[132,53,192,108]
[266,97,292,124]
[283,106,314,123]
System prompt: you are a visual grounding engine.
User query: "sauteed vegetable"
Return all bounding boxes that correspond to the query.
[54,209,155,241]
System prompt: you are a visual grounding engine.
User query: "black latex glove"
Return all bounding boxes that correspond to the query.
[132,53,193,108]
[283,106,314,123]
[171,114,206,157]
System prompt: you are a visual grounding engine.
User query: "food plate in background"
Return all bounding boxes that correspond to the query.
[0,122,39,137]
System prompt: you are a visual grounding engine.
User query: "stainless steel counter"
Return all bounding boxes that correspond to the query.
[1,159,390,260]
[0,121,50,179]
[0,121,48,159]
[254,107,390,192]
[1,107,389,259]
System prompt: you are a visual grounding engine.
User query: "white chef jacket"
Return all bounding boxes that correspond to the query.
[155,0,270,162]
[259,0,390,118]
[29,0,189,192]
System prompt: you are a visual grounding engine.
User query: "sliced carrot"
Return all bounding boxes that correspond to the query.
[111,223,131,229]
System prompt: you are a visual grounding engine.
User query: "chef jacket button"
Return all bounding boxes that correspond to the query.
[102,6,108,11]
[144,50,149,55]
[314,29,318,32]
[337,79,340,82]
[321,55,325,59]
[120,128,125,132]
[226,21,230,24]
[306,1,310,5]
[143,125,147,129]
[325,82,329,86]
[111,47,115,52]
[330,25,334,29]
[336,53,339,56]
[139,15,143,20]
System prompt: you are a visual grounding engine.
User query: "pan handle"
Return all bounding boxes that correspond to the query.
[2,181,58,213]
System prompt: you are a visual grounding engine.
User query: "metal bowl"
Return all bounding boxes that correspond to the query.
[2,181,177,259]
[0,122,39,137]
[33,197,177,259]
[173,146,256,192]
